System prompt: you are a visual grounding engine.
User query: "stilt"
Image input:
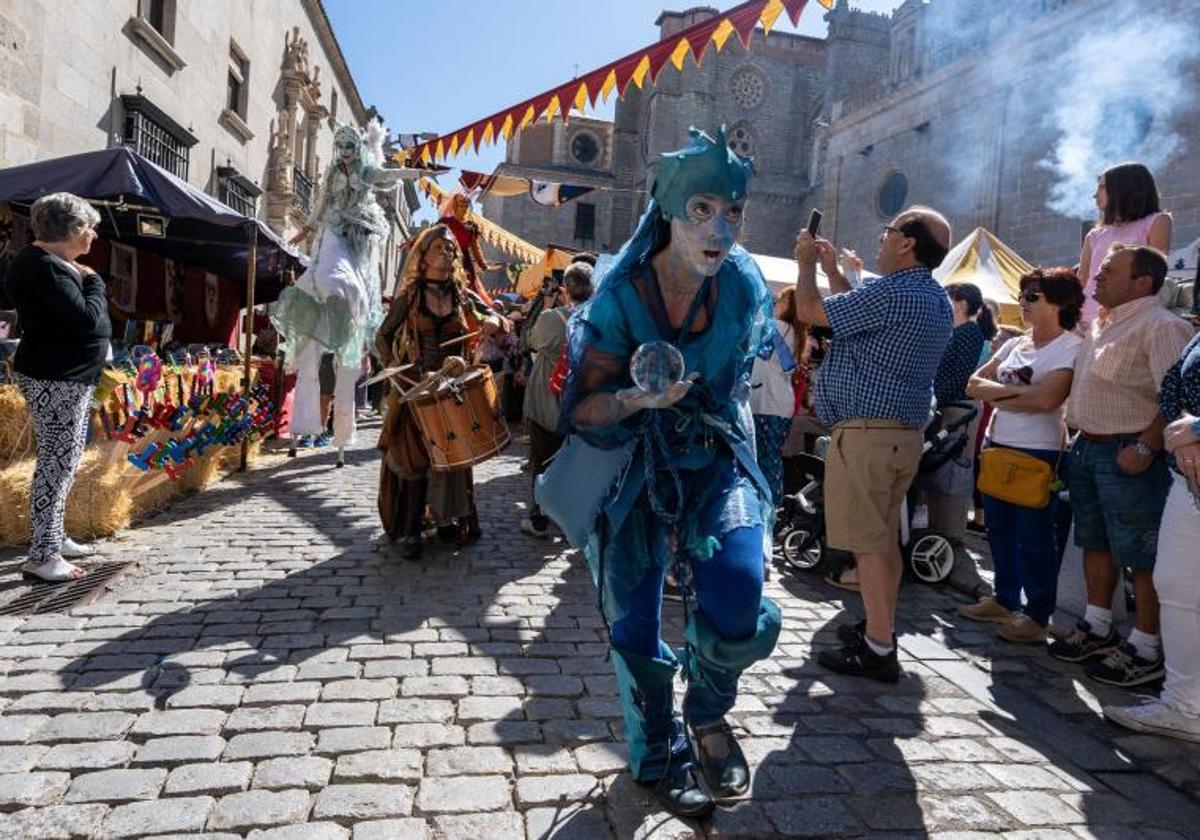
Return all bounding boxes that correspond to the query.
[336,445,345,468]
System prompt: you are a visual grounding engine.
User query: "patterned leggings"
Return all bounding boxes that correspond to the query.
[15,374,92,561]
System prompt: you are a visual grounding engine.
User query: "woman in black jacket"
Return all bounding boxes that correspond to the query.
[4,192,109,581]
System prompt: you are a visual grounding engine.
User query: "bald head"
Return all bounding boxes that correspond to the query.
[876,205,951,272]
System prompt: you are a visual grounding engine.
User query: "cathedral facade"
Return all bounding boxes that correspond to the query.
[488,0,1200,274]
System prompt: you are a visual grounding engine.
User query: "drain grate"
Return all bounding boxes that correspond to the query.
[0,562,136,616]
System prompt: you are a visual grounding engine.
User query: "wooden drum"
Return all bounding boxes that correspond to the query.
[410,366,510,471]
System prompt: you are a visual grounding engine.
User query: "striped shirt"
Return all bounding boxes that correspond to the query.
[1065,296,1195,435]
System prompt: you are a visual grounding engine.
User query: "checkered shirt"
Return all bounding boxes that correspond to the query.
[814,267,954,429]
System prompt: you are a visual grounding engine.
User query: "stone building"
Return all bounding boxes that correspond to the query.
[0,0,415,275]
[818,0,1200,267]
[486,0,1200,272]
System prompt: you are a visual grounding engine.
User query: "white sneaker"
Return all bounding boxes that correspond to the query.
[1104,697,1200,744]
[60,538,95,559]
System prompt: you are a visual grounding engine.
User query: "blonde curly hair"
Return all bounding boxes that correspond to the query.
[400,224,471,289]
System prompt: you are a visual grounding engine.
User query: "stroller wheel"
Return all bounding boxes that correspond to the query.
[782,528,825,571]
[907,533,955,584]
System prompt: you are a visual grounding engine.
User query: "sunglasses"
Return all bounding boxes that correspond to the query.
[1020,290,1044,304]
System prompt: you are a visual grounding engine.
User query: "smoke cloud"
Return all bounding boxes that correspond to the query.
[1037,7,1200,219]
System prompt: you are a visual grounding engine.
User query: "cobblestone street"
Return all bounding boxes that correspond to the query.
[0,424,1197,839]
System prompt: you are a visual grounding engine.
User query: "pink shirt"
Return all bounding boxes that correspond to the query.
[1080,211,1169,324]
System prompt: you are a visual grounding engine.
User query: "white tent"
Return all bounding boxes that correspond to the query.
[752,253,877,298]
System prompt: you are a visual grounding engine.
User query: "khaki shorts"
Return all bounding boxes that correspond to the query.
[825,421,923,555]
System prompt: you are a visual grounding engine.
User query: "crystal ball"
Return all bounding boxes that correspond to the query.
[630,341,685,395]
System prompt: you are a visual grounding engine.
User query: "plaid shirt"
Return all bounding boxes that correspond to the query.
[814,267,953,428]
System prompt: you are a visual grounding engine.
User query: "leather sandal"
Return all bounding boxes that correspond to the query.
[691,718,750,797]
[21,557,87,583]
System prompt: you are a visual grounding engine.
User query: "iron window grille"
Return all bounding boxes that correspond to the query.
[120,94,197,181]
[292,168,313,215]
[216,167,262,217]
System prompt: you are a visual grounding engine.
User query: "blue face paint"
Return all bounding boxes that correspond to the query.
[652,126,754,222]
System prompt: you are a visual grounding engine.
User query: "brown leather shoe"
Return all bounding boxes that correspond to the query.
[958,597,1012,624]
[996,613,1048,644]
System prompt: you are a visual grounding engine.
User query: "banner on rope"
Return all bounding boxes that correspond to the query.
[418,178,543,263]
[396,0,826,166]
[458,169,596,208]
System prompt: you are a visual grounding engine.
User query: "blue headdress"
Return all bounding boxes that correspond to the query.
[652,126,755,220]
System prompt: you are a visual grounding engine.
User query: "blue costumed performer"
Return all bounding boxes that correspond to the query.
[536,127,781,818]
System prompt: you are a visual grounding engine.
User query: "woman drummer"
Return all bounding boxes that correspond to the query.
[541,128,780,818]
[374,224,503,560]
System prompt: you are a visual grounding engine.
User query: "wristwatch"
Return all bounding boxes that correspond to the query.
[1133,440,1155,458]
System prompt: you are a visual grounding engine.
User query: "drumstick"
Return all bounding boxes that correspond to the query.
[439,331,480,348]
[363,363,414,387]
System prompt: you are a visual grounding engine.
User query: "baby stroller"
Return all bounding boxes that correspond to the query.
[776,401,979,585]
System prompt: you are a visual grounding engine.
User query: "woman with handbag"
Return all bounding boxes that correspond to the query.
[961,267,1084,642]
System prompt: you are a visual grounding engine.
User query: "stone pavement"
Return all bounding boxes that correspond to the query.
[0,421,1197,839]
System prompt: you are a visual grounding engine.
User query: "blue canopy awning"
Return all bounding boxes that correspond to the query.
[0,147,307,304]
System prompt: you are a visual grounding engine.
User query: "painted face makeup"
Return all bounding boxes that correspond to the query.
[669,193,744,277]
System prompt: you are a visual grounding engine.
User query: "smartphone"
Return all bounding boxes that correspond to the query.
[806,208,823,237]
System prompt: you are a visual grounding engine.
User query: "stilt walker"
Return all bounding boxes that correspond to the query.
[273,119,420,466]
[537,128,781,818]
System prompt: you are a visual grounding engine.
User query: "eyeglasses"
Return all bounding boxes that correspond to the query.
[1020,290,1044,303]
[882,225,904,237]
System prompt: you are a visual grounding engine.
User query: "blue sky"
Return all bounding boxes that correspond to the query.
[325,1,902,217]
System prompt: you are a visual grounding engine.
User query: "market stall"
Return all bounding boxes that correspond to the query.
[932,227,1029,326]
[0,147,306,545]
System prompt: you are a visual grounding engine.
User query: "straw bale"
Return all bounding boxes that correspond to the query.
[0,385,33,463]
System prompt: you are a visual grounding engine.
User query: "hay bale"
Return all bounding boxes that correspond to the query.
[0,448,131,546]
[0,385,33,463]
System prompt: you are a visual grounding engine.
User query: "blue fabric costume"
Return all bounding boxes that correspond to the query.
[536,128,782,789]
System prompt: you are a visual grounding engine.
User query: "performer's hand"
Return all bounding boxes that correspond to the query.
[615,372,700,413]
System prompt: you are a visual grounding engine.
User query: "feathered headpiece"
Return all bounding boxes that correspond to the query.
[331,117,387,167]
[652,126,755,220]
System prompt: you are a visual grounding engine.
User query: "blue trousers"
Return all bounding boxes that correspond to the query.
[611,524,765,657]
[981,446,1063,626]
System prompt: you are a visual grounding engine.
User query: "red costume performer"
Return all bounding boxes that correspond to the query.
[438,192,496,306]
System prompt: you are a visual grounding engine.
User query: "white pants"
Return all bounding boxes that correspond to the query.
[1154,475,1200,717]
[292,339,359,447]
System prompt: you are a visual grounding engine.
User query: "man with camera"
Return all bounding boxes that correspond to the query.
[792,206,953,682]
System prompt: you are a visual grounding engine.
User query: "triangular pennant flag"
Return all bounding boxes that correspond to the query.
[647,41,676,84]
[599,69,618,102]
[689,17,722,63]
[760,0,785,36]
[482,120,495,146]
[712,18,736,51]
[574,82,590,112]
[631,54,652,89]
[448,133,460,158]
[501,113,514,140]
[669,37,692,72]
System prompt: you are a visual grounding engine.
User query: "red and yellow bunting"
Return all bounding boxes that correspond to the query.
[396,0,827,166]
